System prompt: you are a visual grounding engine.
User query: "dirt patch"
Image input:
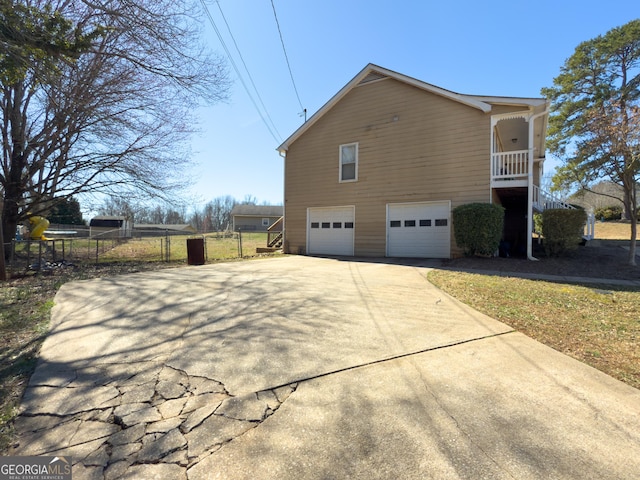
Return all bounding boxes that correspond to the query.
[442,240,640,282]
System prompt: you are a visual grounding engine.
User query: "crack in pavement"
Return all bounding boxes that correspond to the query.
[263,330,517,393]
[10,362,298,479]
[11,333,511,478]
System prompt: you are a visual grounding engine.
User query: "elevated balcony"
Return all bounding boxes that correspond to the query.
[490,150,529,187]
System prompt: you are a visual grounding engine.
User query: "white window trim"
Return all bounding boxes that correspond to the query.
[339,142,358,183]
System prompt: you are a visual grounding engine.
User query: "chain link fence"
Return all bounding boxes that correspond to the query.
[3,230,276,276]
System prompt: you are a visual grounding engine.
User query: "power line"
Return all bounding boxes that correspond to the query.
[269,0,305,118]
[199,0,281,143]
[215,1,281,140]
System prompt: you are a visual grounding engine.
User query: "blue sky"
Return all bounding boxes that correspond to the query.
[187,0,637,208]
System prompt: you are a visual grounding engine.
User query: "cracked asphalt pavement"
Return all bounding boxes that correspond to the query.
[10,256,640,479]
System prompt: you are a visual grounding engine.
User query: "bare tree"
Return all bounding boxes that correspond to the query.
[1,0,229,249]
[202,195,236,232]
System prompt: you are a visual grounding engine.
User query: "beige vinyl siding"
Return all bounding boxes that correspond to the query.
[284,78,525,257]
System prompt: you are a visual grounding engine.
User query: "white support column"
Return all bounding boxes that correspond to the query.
[526,109,548,260]
[527,116,536,260]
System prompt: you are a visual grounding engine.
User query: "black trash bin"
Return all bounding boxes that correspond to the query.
[186,238,205,265]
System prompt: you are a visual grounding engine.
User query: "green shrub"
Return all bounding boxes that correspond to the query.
[533,213,543,235]
[453,203,504,256]
[594,205,622,221]
[541,209,587,256]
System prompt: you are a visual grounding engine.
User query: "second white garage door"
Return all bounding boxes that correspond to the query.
[307,206,355,256]
[387,201,451,258]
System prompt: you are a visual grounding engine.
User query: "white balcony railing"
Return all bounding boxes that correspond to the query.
[491,150,529,181]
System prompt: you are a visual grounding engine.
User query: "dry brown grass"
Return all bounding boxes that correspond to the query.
[428,271,640,390]
[594,221,639,240]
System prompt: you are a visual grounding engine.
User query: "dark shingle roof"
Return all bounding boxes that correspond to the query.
[230,205,283,217]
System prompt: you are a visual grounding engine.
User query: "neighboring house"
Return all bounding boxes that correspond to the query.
[230,205,284,232]
[277,64,579,259]
[89,216,132,238]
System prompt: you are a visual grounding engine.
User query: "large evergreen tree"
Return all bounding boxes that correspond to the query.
[48,196,84,225]
[542,19,640,265]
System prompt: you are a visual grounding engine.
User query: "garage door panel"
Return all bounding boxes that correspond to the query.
[308,207,354,256]
[387,202,450,258]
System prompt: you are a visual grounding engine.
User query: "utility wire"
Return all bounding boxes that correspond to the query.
[215,1,281,140]
[269,0,305,118]
[199,0,281,143]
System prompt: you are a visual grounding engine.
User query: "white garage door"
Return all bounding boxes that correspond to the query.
[308,206,355,256]
[387,201,451,258]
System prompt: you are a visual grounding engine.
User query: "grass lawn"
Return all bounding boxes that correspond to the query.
[91,231,272,263]
[428,221,640,390]
[428,271,640,390]
[594,220,639,240]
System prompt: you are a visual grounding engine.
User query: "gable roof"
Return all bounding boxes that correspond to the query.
[277,63,548,153]
[230,205,283,217]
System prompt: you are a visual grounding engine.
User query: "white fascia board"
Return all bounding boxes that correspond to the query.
[369,65,493,113]
[469,95,548,109]
[277,65,373,153]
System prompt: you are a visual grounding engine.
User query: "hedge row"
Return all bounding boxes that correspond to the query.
[453,203,588,258]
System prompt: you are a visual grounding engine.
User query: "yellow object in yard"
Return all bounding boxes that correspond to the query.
[29,216,50,240]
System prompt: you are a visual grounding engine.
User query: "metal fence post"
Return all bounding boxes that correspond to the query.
[166,230,170,262]
[10,240,16,276]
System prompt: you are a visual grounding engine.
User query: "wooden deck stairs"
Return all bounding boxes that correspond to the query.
[256,216,284,253]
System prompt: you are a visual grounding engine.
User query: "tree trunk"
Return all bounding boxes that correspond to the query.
[623,183,638,266]
[0,219,6,280]
[2,185,21,256]
[630,217,638,267]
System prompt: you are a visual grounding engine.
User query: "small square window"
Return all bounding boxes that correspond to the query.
[262,218,270,227]
[322,222,330,228]
[345,222,354,228]
[404,220,416,227]
[333,222,342,228]
[311,222,319,228]
[419,219,431,226]
[390,220,401,227]
[435,219,448,227]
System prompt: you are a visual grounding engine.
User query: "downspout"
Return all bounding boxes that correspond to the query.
[278,149,287,253]
[526,109,548,261]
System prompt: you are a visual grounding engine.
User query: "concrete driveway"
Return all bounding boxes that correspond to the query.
[12,256,640,479]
